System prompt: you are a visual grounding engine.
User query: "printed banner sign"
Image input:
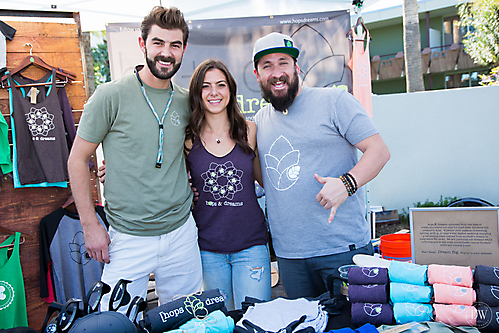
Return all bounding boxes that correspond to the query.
[107,10,352,119]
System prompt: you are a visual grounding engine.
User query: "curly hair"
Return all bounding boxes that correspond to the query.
[141,6,189,46]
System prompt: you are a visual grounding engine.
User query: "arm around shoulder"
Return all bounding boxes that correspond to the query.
[246,120,264,187]
[246,120,257,150]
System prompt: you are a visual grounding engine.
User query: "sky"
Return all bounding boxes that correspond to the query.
[0,0,391,31]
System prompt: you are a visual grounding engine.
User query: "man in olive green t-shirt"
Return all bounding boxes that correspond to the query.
[67,6,202,310]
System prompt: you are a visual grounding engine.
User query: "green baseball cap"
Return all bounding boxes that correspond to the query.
[253,32,300,65]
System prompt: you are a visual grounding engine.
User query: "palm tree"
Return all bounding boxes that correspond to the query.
[402,0,425,92]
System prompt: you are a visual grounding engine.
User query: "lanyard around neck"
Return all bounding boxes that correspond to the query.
[134,66,174,168]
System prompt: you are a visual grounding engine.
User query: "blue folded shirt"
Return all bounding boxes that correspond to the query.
[388,261,428,286]
[390,283,433,303]
[169,310,234,333]
[393,303,433,324]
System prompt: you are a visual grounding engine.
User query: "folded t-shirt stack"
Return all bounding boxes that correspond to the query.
[235,294,331,333]
[168,310,234,333]
[428,264,477,327]
[138,289,227,333]
[474,265,499,331]
[388,261,433,324]
[348,266,393,326]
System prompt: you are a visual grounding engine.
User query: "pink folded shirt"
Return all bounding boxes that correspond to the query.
[433,283,476,305]
[433,304,477,327]
[427,264,473,287]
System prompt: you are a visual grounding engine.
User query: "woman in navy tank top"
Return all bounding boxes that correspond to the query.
[185,59,270,310]
[98,60,271,310]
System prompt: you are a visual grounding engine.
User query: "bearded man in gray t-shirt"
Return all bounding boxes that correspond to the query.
[252,32,390,298]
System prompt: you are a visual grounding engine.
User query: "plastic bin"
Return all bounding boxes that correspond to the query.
[380,233,411,262]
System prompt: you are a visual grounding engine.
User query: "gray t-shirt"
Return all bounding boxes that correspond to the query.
[77,72,193,236]
[254,87,378,258]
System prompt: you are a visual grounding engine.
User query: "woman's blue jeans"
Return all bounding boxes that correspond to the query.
[201,245,271,310]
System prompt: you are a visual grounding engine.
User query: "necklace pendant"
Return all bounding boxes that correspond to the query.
[283,109,288,115]
[216,139,221,144]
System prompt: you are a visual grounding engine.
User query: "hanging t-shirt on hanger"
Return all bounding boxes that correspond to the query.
[10,71,77,150]
[39,205,108,304]
[6,69,69,188]
[0,232,28,329]
[0,110,11,176]
[0,21,15,175]
[0,20,16,77]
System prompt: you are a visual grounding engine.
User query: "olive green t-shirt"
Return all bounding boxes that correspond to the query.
[77,73,193,236]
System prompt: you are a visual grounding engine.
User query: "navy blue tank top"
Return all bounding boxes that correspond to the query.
[7,70,69,185]
[187,141,267,253]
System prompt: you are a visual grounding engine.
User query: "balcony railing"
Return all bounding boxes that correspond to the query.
[370,43,479,81]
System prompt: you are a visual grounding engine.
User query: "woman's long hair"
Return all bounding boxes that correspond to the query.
[186,59,251,154]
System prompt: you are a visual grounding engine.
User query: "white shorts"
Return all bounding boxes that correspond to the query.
[100,213,202,311]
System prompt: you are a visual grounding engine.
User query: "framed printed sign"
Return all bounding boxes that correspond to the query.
[410,207,499,268]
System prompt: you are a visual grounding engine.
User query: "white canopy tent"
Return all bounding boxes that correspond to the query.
[0,0,390,31]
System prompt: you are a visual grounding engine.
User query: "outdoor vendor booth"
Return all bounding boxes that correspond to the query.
[1,3,499,333]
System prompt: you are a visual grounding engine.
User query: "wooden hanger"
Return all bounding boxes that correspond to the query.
[0,225,33,241]
[62,194,77,212]
[62,194,74,209]
[346,17,372,41]
[0,43,76,87]
[0,226,29,249]
[0,236,25,249]
[1,76,69,89]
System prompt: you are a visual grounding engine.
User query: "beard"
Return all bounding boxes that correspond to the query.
[259,69,300,112]
[145,48,182,80]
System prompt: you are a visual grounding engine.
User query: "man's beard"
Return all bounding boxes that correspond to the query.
[145,49,182,80]
[259,69,300,112]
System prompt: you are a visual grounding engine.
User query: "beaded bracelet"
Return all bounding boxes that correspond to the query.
[343,173,355,193]
[345,172,358,193]
[340,173,358,196]
[339,174,354,196]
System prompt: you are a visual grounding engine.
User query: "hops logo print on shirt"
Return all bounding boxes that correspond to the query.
[170,111,180,126]
[404,303,431,316]
[401,283,420,292]
[264,136,300,191]
[361,267,380,278]
[201,161,243,200]
[363,303,383,317]
[69,231,92,265]
[443,267,464,285]
[490,286,499,300]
